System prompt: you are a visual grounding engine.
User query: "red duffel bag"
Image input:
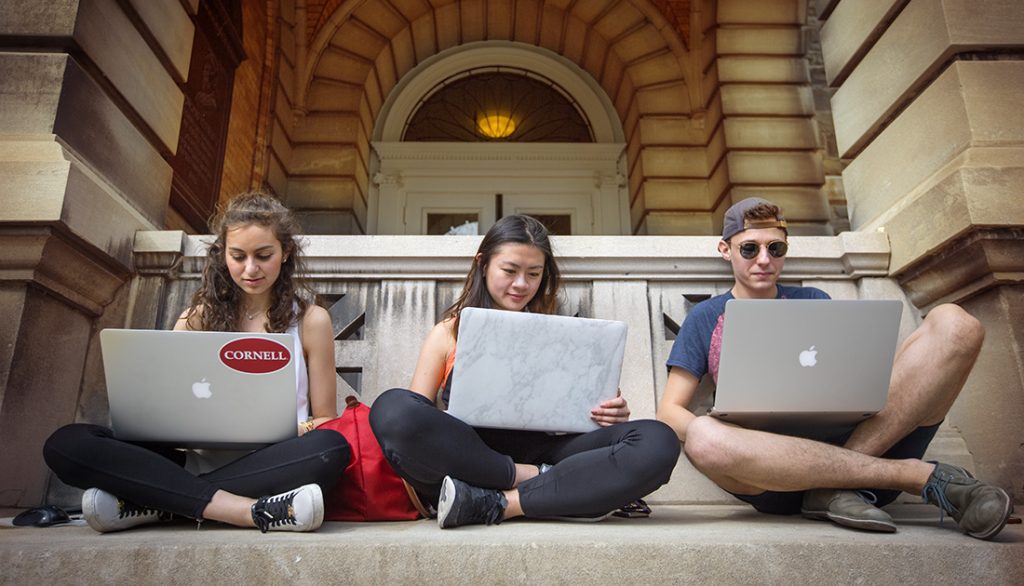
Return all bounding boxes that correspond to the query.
[317,396,422,521]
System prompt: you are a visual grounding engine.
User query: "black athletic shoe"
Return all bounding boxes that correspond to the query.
[436,476,507,529]
[250,484,324,533]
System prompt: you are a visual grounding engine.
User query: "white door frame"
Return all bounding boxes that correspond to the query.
[372,142,625,235]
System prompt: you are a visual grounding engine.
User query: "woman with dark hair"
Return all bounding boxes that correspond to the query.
[370,214,680,528]
[43,193,349,533]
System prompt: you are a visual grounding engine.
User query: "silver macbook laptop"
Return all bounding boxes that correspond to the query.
[101,329,298,449]
[710,299,902,431]
[446,307,628,433]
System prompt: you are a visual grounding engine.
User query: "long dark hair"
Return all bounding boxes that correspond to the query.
[185,192,310,333]
[444,214,561,337]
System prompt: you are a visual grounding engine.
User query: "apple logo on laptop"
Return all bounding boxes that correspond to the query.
[192,377,212,399]
[799,346,818,367]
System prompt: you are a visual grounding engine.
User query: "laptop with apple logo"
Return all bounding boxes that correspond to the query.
[709,299,903,433]
[100,329,298,449]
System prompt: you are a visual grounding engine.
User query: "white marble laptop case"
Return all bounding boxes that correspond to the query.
[101,329,297,449]
[711,299,902,430]
[446,307,627,433]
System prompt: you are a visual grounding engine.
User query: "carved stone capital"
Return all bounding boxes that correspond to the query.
[893,227,1024,311]
[373,172,403,188]
[0,227,129,316]
[133,230,187,276]
[593,172,626,189]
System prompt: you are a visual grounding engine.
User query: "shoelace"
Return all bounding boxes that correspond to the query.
[117,499,162,519]
[855,489,878,505]
[920,473,958,526]
[252,491,298,533]
[479,489,506,526]
[449,481,505,526]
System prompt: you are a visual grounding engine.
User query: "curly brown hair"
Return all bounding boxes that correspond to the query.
[743,202,785,224]
[444,214,561,339]
[185,193,311,333]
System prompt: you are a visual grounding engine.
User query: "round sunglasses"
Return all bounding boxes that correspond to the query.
[736,240,788,259]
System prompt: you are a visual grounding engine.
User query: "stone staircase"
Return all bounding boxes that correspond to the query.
[2,504,1021,585]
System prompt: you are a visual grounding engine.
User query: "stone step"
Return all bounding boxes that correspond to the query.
[2,505,1020,585]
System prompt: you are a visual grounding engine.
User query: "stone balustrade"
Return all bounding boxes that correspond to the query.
[116,231,969,505]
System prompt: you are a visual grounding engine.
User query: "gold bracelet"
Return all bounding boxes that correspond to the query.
[300,419,315,433]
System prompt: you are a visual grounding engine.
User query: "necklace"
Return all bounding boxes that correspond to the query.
[244,307,267,320]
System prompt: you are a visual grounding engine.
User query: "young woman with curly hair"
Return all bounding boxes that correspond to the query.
[43,193,350,533]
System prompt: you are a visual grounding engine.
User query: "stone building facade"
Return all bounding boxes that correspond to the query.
[1,0,1021,508]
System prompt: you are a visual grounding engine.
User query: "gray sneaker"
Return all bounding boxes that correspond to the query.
[437,476,507,529]
[801,489,896,533]
[921,462,1013,540]
[82,488,172,533]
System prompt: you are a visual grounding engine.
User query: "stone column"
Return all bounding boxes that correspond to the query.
[0,0,194,506]
[0,231,129,507]
[820,0,1024,501]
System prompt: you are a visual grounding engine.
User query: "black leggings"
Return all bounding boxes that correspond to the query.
[369,388,680,518]
[43,424,350,519]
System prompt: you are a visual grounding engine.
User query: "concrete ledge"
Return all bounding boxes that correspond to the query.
[1,505,1020,584]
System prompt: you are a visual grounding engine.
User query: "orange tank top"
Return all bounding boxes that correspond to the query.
[439,347,456,389]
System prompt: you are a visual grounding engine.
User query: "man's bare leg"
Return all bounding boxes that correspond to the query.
[685,407,1012,539]
[844,304,984,456]
[683,416,934,496]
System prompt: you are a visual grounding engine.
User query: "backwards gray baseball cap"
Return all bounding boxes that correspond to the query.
[721,197,788,241]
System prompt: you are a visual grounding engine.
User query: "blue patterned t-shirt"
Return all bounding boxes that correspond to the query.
[666,285,831,384]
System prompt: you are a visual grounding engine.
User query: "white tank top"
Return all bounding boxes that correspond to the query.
[185,309,312,474]
[286,317,310,423]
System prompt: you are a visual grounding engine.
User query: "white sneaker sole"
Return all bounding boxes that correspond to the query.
[81,488,108,533]
[436,476,457,529]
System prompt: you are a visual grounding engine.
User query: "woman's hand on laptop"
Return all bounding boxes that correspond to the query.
[591,389,630,426]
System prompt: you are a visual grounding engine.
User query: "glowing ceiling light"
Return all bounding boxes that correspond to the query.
[476,113,516,139]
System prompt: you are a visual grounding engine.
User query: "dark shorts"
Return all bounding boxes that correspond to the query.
[730,422,941,515]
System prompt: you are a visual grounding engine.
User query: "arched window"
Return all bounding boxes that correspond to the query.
[403,69,592,142]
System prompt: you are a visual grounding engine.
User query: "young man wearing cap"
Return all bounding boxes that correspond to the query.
[656,197,1013,539]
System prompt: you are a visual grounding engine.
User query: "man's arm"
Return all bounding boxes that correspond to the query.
[657,366,701,442]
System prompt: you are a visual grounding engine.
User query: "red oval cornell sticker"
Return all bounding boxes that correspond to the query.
[219,338,292,374]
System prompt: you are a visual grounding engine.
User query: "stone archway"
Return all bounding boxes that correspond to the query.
[267,0,712,235]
